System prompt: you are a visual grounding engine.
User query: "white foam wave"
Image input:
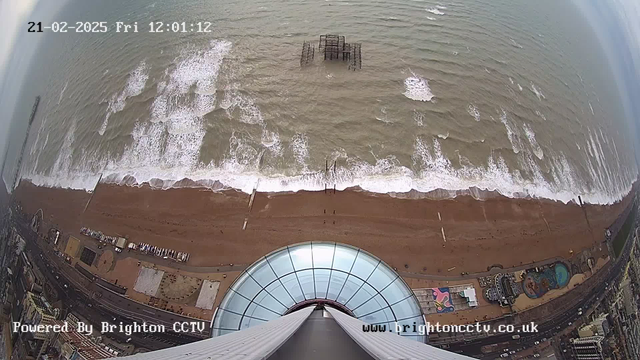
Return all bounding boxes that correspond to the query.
[58,81,68,105]
[403,73,434,102]
[413,110,425,126]
[437,132,449,139]
[291,133,310,170]
[152,41,229,135]
[509,77,514,85]
[589,102,594,115]
[426,8,445,15]
[426,16,437,21]
[529,82,545,101]
[467,104,480,121]
[523,123,544,160]
[220,84,264,125]
[20,40,636,206]
[535,110,546,121]
[510,39,524,49]
[517,84,523,91]
[24,130,635,205]
[436,5,447,10]
[28,116,49,174]
[499,108,522,154]
[99,60,149,135]
[261,129,283,156]
[375,106,394,124]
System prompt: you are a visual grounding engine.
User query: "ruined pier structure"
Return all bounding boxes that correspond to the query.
[300,34,361,70]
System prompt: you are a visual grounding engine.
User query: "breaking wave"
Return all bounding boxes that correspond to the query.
[22,120,634,206]
[18,40,637,206]
[523,123,544,160]
[403,73,434,101]
[499,108,522,154]
[530,82,545,101]
[99,60,149,135]
[426,8,445,15]
[467,104,480,121]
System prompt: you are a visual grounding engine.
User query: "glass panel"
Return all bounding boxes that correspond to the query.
[395,316,425,337]
[366,263,397,291]
[346,282,377,309]
[390,297,422,319]
[265,280,296,308]
[214,309,242,331]
[312,243,335,268]
[280,273,305,302]
[359,306,395,324]
[212,243,425,342]
[289,244,313,270]
[327,270,347,301]
[245,302,282,320]
[220,291,250,314]
[314,269,331,299]
[216,329,236,336]
[337,275,363,305]
[352,293,389,318]
[380,278,412,305]
[297,269,316,299]
[332,246,358,272]
[248,258,278,287]
[234,273,263,300]
[350,253,378,281]
[254,289,288,314]
[266,248,295,277]
[240,316,266,330]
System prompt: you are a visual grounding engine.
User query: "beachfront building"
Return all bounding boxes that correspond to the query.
[111,243,473,359]
[459,288,478,308]
[571,336,606,360]
[51,327,114,360]
[578,313,610,338]
[11,292,58,359]
[485,273,520,306]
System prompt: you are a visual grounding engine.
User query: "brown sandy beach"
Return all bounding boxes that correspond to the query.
[12,180,633,275]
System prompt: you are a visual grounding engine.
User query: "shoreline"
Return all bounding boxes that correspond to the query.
[12,179,633,275]
[22,173,637,206]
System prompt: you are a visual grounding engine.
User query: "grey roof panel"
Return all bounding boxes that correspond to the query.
[111,306,314,360]
[326,307,474,360]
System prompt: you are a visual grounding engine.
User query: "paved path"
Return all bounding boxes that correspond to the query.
[119,247,566,283]
[398,256,566,281]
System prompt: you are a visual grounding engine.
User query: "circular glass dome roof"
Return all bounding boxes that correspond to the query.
[212,242,426,341]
